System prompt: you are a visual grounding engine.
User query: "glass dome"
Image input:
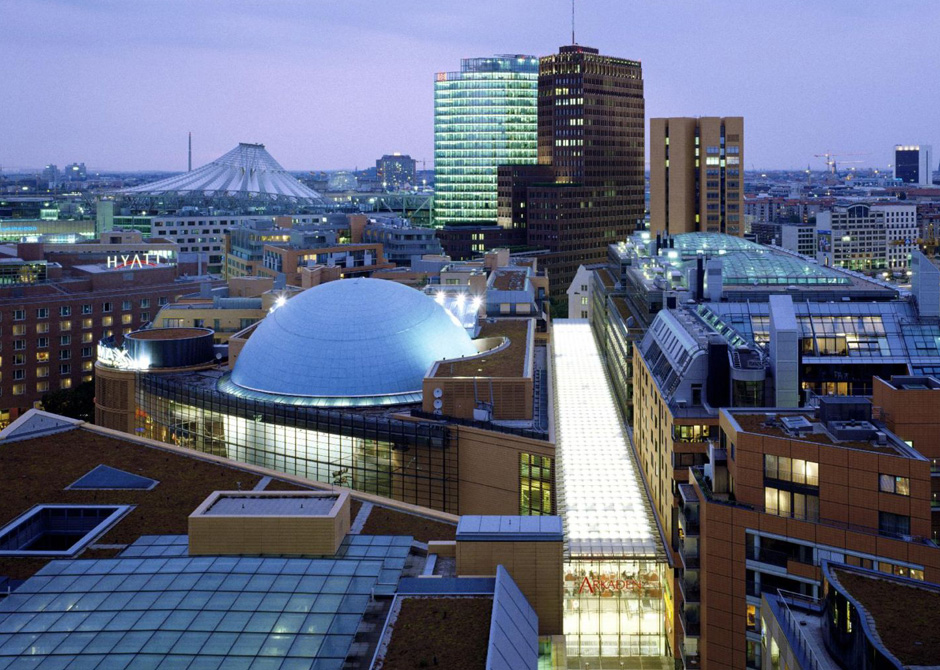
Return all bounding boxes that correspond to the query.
[227,278,478,405]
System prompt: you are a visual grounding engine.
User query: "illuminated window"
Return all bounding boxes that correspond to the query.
[12,325,24,336]
[36,381,49,393]
[36,323,49,334]
[12,384,24,396]
[82,375,93,383]
[879,474,910,496]
[122,314,132,325]
[83,318,93,329]
[60,378,72,390]
[82,361,93,372]
[82,332,93,343]
[60,320,71,331]
[520,453,554,515]
[37,367,48,378]
[102,316,113,327]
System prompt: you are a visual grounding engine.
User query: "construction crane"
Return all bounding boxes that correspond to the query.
[813,151,869,175]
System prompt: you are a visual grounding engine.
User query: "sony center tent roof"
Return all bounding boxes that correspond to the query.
[122,142,330,206]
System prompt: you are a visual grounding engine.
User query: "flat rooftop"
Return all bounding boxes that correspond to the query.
[204,493,339,517]
[730,412,911,456]
[491,268,527,291]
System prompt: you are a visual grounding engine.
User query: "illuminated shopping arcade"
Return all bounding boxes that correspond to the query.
[553,320,671,667]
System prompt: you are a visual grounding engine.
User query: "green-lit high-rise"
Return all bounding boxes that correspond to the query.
[433,55,539,227]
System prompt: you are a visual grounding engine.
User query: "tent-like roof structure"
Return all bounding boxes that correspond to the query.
[122,142,330,206]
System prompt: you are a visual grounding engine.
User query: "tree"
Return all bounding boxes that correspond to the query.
[41,381,96,422]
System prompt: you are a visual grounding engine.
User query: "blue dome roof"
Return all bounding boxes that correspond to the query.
[228,278,478,405]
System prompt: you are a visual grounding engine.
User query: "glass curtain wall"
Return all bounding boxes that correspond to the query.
[434,55,539,226]
[136,375,458,513]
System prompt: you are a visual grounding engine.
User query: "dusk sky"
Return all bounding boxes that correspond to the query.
[2,0,937,173]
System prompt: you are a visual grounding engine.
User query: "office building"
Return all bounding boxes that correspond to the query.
[152,275,302,343]
[433,55,539,227]
[41,164,58,186]
[0,409,553,668]
[502,45,646,300]
[63,162,87,181]
[750,220,817,257]
[650,117,745,236]
[376,153,417,190]
[816,202,918,272]
[894,144,933,186]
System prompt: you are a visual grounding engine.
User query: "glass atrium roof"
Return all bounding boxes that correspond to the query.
[697,301,940,364]
[552,320,665,559]
[0,544,408,670]
[632,232,853,286]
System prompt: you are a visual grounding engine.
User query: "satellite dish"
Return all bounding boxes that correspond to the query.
[433,399,443,409]
[433,388,443,398]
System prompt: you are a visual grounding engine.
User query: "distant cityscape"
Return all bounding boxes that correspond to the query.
[2,10,940,670]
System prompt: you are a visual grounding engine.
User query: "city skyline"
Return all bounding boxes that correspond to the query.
[1,0,938,172]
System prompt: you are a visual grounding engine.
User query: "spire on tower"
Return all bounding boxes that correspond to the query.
[188,132,192,172]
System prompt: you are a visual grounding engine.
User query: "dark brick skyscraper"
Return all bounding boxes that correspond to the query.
[501,45,645,303]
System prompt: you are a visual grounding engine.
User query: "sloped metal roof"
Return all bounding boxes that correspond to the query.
[66,465,159,491]
[122,143,330,205]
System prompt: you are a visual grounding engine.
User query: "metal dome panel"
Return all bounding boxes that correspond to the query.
[228,278,478,405]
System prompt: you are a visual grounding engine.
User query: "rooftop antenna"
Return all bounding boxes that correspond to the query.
[188,132,192,172]
[571,0,576,44]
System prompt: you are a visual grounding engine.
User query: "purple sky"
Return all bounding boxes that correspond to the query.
[2,0,937,173]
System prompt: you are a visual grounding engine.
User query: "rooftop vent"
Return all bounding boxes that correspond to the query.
[780,415,813,435]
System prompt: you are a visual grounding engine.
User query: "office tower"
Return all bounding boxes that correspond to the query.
[64,162,86,181]
[816,202,919,272]
[650,117,745,236]
[894,144,934,186]
[376,153,417,190]
[433,55,539,227]
[41,164,58,186]
[502,45,645,300]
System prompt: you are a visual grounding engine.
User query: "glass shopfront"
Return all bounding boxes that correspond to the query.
[564,558,669,663]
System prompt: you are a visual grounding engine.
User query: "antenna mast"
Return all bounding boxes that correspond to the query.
[188,132,192,172]
[571,0,576,44]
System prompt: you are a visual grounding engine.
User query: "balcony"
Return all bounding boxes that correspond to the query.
[679,571,700,603]
[679,536,699,569]
[746,544,814,569]
[681,602,701,637]
[680,644,701,670]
